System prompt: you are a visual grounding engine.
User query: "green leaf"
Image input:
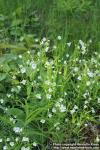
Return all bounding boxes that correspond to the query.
[0,73,7,81]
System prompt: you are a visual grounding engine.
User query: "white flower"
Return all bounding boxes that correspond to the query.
[33,142,37,147]
[45,80,51,85]
[45,47,49,52]
[91,107,95,113]
[52,107,56,113]
[54,122,60,127]
[12,75,16,79]
[73,67,79,72]
[59,98,63,102]
[48,88,52,93]
[17,85,21,90]
[55,102,60,107]
[27,51,30,54]
[35,38,39,42]
[96,136,100,142]
[84,123,88,127]
[30,62,36,70]
[7,94,11,98]
[57,36,62,40]
[60,104,66,112]
[84,105,87,109]
[0,139,2,142]
[21,147,30,150]
[56,126,60,131]
[13,127,22,133]
[66,54,69,58]
[20,68,26,74]
[70,109,75,114]
[40,119,45,124]
[65,118,68,122]
[77,76,81,81]
[0,99,4,104]
[22,137,29,142]
[9,142,14,147]
[97,98,100,103]
[86,81,91,86]
[42,37,46,42]
[10,117,15,124]
[79,40,84,46]
[67,42,71,47]
[48,113,52,118]
[46,94,51,99]
[6,138,10,141]
[11,88,14,92]
[64,61,67,65]
[53,45,57,49]
[36,94,41,99]
[15,137,19,142]
[3,146,7,150]
[21,80,26,85]
[87,71,94,78]
[74,105,78,110]
[18,55,22,58]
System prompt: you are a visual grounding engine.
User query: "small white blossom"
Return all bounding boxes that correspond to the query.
[42,37,46,42]
[84,105,88,109]
[21,147,30,150]
[3,146,7,150]
[46,94,51,99]
[77,76,81,81]
[48,113,52,118]
[40,119,45,124]
[6,138,10,141]
[12,76,16,79]
[22,137,29,142]
[54,122,60,127]
[87,71,94,78]
[7,94,11,98]
[52,107,56,113]
[33,142,37,147]
[21,80,26,85]
[45,47,49,52]
[67,42,71,47]
[30,62,36,70]
[18,55,22,59]
[11,88,14,92]
[70,109,75,114]
[59,104,66,112]
[17,85,21,90]
[13,127,22,133]
[36,94,41,99]
[57,36,62,40]
[96,136,100,142]
[98,98,100,103]
[86,81,91,86]
[0,139,2,142]
[73,67,79,72]
[9,142,14,147]
[65,118,68,122]
[55,125,60,131]
[0,99,4,104]
[74,105,78,110]
[20,68,26,74]
[15,137,19,142]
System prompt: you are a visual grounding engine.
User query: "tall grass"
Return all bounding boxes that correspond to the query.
[0,0,100,41]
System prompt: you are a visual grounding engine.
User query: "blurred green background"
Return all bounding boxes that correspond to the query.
[0,0,100,41]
